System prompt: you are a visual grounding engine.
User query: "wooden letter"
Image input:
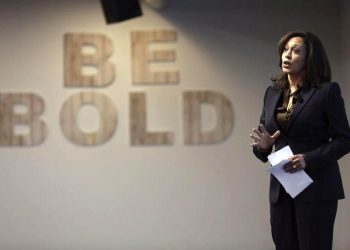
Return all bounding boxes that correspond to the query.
[0,93,47,146]
[183,91,233,144]
[60,92,117,146]
[64,33,115,87]
[131,30,179,85]
[130,92,174,145]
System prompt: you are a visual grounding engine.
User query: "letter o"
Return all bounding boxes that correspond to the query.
[60,92,117,146]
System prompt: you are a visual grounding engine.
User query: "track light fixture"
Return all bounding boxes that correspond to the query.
[100,0,142,24]
[100,0,167,24]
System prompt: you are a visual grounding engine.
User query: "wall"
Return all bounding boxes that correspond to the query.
[336,1,350,249]
[0,0,348,249]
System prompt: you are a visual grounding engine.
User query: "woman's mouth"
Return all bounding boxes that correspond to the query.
[283,61,291,68]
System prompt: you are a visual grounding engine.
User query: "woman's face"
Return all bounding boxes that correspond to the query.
[281,36,307,78]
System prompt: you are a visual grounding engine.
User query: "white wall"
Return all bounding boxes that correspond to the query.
[0,0,348,249]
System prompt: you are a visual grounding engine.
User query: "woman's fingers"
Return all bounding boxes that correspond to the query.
[283,155,305,172]
[250,134,260,141]
[259,124,268,133]
[289,166,301,173]
[290,157,299,165]
[271,130,281,139]
[257,125,280,141]
[283,162,300,172]
[252,128,263,137]
[250,126,280,151]
[283,160,294,171]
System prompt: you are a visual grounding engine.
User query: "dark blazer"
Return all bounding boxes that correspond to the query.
[253,82,350,204]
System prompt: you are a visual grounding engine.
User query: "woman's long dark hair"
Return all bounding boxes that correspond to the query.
[272,31,332,89]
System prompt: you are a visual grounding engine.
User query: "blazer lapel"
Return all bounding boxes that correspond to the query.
[265,87,282,131]
[287,87,316,130]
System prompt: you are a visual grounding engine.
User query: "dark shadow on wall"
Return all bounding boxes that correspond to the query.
[156,0,341,76]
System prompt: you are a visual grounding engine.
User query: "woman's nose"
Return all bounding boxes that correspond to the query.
[285,51,291,59]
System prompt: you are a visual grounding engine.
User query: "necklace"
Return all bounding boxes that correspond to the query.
[286,89,297,112]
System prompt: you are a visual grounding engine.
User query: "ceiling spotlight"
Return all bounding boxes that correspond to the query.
[100,0,167,24]
[100,0,143,24]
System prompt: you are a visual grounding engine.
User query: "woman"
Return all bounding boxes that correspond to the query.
[250,31,350,250]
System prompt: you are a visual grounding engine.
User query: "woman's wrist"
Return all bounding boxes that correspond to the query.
[257,145,270,153]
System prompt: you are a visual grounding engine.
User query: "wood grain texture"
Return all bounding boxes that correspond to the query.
[0,93,47,146]
[183,91,233,144]
[64,33,115,87]
[130,92,174,145]
[131,30,179,85]
[60,92,117,146]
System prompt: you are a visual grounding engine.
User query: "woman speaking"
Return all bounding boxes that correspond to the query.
[250,31,350,250]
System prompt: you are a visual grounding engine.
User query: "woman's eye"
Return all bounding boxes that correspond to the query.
[293,49,300,54]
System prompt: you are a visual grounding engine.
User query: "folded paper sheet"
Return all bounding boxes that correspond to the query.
[267,146,313,198]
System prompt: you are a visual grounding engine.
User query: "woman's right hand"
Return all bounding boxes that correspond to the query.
[250,124,280,151]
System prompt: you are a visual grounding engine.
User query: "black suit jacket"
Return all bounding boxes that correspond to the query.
[253,82,350,204]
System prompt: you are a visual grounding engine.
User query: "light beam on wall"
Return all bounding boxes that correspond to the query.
[143,0,166,10]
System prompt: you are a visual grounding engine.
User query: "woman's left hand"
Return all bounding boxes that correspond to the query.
[283,154,306,173]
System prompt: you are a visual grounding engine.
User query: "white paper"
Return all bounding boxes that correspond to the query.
[267,146,313,198]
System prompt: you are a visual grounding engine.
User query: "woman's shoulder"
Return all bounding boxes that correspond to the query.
[265,83,282,95]
[316,81,341,91]
[261,83,282,103]
[314,82,343,103]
